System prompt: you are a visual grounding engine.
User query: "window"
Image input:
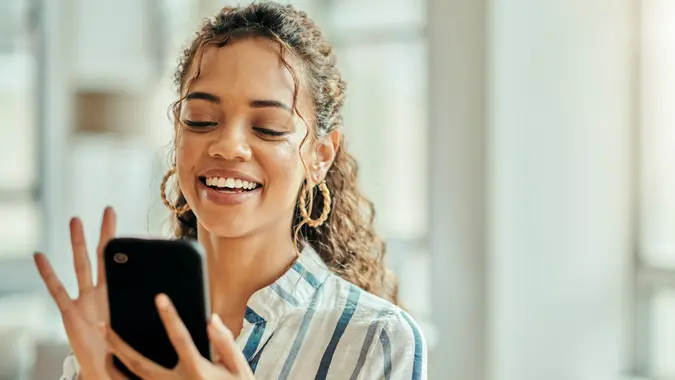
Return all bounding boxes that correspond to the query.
[0,0,41,259]
[636,0,675,377]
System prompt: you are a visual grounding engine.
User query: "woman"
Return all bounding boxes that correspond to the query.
[34,2,427,379]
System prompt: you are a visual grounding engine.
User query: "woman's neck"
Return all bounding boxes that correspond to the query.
[197,223,298,336]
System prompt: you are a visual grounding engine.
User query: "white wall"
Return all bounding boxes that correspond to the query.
[487,0,636,379]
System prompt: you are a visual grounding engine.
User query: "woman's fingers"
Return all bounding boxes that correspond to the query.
[208,313,248,374]
[34,253,72,312]
[96,207,117,285]
[102,323,173,380]
[70,217,93,292]
[155,294,203,373]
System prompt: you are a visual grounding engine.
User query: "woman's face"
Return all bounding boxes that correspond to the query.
[175,38,322,238]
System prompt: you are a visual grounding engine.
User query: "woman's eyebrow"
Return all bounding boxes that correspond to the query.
[250,99,291,112]
[185,92,220,104]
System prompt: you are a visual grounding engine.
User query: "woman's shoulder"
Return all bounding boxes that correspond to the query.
[318,273,426,346]
[305,275,427,378]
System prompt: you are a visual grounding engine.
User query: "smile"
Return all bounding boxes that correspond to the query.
[199,176,262,193]
[197,175,262,206]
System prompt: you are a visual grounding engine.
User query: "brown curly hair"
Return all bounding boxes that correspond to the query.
[164,2,398,304]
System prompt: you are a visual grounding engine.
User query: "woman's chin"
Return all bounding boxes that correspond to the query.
[197,215,256,239]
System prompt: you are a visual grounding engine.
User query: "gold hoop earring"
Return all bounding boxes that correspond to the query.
[160,167,190,215]
[299,180,331,228]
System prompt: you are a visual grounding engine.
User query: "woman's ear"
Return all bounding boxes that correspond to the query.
[311,130,341,183]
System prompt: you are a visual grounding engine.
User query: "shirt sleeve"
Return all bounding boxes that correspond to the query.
[61,353,80,380]
[358,309,428,380]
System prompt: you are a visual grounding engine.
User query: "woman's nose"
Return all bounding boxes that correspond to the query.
[207,123,252,162]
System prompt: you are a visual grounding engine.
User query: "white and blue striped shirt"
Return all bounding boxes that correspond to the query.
[61,246,427,379]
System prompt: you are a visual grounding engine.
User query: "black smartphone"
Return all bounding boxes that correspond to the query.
[104,238,211,378]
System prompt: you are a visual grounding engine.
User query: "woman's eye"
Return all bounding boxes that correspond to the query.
[253,127,287,137]
[183,120,217,128]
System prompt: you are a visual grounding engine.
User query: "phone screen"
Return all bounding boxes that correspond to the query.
[104,238,210,378]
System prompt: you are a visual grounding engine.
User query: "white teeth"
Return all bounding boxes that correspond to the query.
[204,176,258,190]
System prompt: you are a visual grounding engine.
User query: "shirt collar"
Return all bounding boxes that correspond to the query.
[235,244,331,360]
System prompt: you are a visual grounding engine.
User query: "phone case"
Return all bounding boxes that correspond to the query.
[104,238,211,378]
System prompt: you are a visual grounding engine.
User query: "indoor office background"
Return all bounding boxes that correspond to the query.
[0,0,673,379]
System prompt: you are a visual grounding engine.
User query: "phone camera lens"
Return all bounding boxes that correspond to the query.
[113,253,128,264]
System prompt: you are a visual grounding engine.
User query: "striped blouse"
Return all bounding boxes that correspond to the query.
[61,245,428,379]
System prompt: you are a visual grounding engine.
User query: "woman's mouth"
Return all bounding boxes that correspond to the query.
[199,176,262,193]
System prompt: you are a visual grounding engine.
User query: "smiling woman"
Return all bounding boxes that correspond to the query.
[34,2,427,380]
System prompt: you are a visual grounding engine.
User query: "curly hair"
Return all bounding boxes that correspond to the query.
[164,2,398,304]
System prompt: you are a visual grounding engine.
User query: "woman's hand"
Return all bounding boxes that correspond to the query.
[34,207,117,380]
[102,294,254,380]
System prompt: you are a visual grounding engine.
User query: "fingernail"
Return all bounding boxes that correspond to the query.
[156,294,170,310]
[211,352,221,363]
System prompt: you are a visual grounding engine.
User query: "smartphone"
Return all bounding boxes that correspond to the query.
[104,238,211,378]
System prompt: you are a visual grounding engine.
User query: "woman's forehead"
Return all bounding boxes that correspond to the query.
[185,39,301,102]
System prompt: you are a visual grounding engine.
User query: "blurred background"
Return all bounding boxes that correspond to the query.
[0,0,673,379]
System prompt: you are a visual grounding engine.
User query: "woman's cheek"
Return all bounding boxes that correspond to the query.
[175,136,201,196]
[264,141,307,196]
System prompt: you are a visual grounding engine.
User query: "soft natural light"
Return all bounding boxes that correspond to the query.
[1,1,672,379]
[640,0,675,267]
